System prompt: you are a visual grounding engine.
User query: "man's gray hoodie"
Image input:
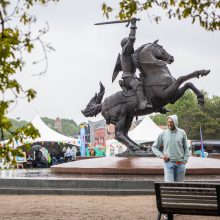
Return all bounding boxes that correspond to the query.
[151,115,190,163]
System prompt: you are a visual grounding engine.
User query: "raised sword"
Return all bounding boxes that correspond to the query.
[94,18,140,27]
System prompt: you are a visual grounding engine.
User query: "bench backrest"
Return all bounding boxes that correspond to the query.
[154,182,220,216]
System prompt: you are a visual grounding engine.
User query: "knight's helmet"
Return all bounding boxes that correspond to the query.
[121,37,128,47]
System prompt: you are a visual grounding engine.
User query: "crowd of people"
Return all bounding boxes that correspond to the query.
[18,142,127,169]
[51,146,77,165]
[24,146,77,168]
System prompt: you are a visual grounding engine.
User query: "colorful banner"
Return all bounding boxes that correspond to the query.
[80,124,86,156]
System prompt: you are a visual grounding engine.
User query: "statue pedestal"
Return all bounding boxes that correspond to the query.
[51,156,220,175]
[115,152,154,157]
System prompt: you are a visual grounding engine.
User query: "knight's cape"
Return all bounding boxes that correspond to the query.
[112,53,122,83]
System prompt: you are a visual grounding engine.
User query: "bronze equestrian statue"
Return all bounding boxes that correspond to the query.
[82,18,210,153]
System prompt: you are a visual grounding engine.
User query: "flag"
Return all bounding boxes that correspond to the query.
[200,126,205,158]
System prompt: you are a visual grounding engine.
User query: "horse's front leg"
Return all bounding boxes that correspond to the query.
[123,116,143,150]
[163,69,210,103]
[114,108,140,152]
[176,69,210,84]
[115,119,140,152]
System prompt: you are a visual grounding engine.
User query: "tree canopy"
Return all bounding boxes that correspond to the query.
[102,0,220,31]
[4,117,79,141]
[42,117,79,137]
[0,0,58,163]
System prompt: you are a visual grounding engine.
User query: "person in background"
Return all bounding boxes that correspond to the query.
[94,144,101,156]
[51,150,58,166]
[99,146,106,157]
[64,147,73,162]
[35,148,43,168]
[62,146,67,154]
[110,146,115,157]
[151,115,190,182]
[89,148,95,156]
[27,154,33,161]
[26,154,33,168]
[71,147,77,161]
[47,153,51,167]
[85,146,90,157]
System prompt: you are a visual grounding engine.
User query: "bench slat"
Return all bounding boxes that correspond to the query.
[161,192,216,196]
[160,186,216,192]
[162,198,217,204]
[162,202,218,210]
[161,190,216,196]
[161,194,217,200]
[161,186,216,191]
[163,208,219,216]
[158,182,220,188]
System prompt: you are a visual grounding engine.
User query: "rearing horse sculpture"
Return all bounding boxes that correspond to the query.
[82,40,210,153]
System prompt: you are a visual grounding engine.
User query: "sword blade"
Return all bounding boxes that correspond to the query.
[94,19,130,25]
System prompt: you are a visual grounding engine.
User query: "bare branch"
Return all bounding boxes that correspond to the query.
[32,36,48,76]
[0,10,5,38]
[5,0,21,20]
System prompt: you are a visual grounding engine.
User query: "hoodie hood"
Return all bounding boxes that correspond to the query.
[167,114,178,129]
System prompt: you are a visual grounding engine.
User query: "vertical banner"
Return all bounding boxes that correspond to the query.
[80,124,86,156]
[200,126,205,158]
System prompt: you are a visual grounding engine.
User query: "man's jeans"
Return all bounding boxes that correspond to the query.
[164,161,186,182]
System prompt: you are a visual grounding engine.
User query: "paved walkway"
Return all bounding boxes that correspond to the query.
[0,195,219,220]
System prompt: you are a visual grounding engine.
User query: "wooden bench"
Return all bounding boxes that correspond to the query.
[154,182,220,220]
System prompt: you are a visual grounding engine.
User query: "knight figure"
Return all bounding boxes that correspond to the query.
[112,17,153,110]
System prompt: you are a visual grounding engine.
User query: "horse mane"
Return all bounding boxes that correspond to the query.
[134,43,151,73]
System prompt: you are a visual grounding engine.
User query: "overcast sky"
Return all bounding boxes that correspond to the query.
[7,1,220,125]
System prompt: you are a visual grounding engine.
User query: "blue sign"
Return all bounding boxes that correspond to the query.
[200,126,205,158]
[80,125,86,156]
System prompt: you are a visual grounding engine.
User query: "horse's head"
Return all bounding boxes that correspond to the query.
[151,40,174,64]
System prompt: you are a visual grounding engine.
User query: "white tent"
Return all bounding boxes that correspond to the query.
[4,115,80,147]
[128,116,163,143]
[30,115,80,146]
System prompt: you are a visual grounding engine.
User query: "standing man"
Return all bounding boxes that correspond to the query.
[151,115,190,182]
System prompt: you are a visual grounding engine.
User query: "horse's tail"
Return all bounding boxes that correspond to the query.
[81,82,105,117]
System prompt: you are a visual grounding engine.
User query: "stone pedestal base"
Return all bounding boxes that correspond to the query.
[51,156,220,175]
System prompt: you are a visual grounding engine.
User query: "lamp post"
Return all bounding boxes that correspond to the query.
[15,117,21,149]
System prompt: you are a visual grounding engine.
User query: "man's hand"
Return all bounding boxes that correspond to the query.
[161,154,169,162]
